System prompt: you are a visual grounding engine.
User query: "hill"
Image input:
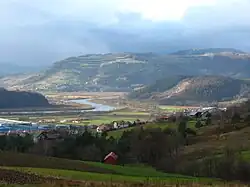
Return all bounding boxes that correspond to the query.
[0,88,50,108]
[170,48,245,55]
[129,76,250,105]
[1,49,250,92]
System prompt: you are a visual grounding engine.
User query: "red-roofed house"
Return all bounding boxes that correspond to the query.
[104,152,118,165]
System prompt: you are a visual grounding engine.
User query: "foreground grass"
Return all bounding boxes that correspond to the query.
[85,161,194,179]
[0,184,247,187]
[0,151,214,183]
[2,167,217,184]
[0,152,113,174]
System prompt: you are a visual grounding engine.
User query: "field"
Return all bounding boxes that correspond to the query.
[0,110,150,126]
[159,105,200,112]
[45,92,125,100]
[0,152,221,187]
[1,92,250,186]
[108,120,197,138]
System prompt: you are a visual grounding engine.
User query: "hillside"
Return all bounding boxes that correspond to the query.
[1,49,250,92]
[129,75,190,99]
[170,48,245,55]
[129,76,250,105]
[0,88,50,108]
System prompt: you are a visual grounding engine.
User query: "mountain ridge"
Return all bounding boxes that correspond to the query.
[1,48,250,93]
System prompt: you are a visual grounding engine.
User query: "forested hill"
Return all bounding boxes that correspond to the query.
[128,76,250,105]
[0,88,50,108]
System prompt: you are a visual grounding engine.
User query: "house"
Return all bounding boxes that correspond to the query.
[113,121,130,129]
[88,124,98,129]
[156,115,169,122]
[103,152,118,165]
[33,130,63,142]
[96,125,108,133]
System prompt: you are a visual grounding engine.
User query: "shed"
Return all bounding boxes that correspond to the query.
[103,152,118,165]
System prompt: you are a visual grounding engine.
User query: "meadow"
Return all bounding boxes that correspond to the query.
[108,120,197,138]
[159,105,199,112]
[0,152,221,187]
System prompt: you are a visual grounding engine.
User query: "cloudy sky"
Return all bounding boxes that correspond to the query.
[0,0,250,65]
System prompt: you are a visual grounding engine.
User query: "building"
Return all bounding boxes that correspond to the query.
[103,152,118,165]
[113,121,130,129]
[96,125,108,133]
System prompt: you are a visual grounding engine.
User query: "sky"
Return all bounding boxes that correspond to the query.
[0,0,250,65]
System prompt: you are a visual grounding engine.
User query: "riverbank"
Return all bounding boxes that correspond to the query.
[0,99,119,116]
[45,92,125,100]
[0,104,94,112]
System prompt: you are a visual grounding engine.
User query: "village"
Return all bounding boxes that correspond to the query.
[0,105,227,140]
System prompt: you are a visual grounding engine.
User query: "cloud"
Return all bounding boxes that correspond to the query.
[0,0,250,65]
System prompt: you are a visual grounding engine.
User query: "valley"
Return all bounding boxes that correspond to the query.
[1,48,250,187]
[2,0,250,185]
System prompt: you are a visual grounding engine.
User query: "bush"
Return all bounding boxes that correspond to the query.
[195,120,203,128]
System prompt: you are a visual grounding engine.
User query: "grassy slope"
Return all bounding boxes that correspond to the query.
[0,152,216,184]
[2,167,209,184]
[108,121,196,138]
[0,152,113,174]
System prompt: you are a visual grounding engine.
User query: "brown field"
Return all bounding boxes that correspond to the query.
[0,152,114,174]
[0,167,246,187]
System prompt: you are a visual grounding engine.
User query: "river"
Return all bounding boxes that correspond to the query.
[0,99,116,133]
[70,99,116,112]
[0,99,116,115]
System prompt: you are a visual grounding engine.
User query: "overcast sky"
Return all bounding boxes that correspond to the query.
[1,0,250,65]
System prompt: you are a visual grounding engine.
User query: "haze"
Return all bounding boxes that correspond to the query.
[0,0,250,65]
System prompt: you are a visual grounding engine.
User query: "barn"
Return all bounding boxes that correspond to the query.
[103,152,118,165]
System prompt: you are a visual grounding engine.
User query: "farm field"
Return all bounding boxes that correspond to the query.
[45,92,125,100]
[0,110,150,126]
[2,167,213,184]
[0,152,221,187]
[159,105,200,112]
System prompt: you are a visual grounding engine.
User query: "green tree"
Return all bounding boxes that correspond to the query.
[205,117,212,126]
[178,120,187,138]
[231,113,241,124]
[195,120,203,128]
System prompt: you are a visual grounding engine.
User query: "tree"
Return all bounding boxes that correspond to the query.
[195,120,203,128]
[205,117,212,126]
[178,120,187,138]
[231,113,241,125]
[244,114,250,125]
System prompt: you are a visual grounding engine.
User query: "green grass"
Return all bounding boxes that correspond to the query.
[159,106,185,112]
[85,117,139,125]
[3,167,216,184]
[108,121,197,138]
[80,114,149,126]
[85,161,192,178]
[109,111,150,116]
